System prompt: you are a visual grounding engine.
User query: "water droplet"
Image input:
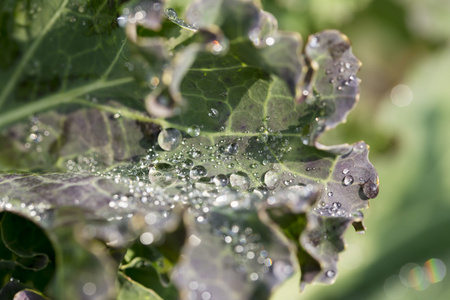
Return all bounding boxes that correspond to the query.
[226,163,234,169]
[190,150,202,159]
[343,175,354,186]
[158,128,181,151]
[257,133,268,143]
[224,142,239,155]
[342,168,349,174]
[332,202,341,208]
[353,143,366,154]
[190,165,207,179]
[337,208,346,216]
[213,174,228,187]
[253,186,269,200]
[249,11,278,47]
[362,181,379,199]
[208,108,219,118]
[182,159,194,168]
[165,8,178,20]
[309,35,320,48]
[230,172,250,190]
[187,125,201,137]
[264,170,279,189]
[149,163,176,186]
[326,270,336,278]
[327,191,333,197]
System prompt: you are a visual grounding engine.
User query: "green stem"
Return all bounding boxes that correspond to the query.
[0,77,134,128]
[70,98,158,124]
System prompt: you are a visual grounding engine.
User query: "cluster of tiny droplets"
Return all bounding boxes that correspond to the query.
[23,117,50,153]
[218,224,274,282]
[309,34,358,93]
[9,109,371,288]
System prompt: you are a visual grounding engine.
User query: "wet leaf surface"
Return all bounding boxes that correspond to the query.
[0,0,378,299]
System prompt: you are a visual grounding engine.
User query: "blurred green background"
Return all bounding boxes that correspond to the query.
[259,0,450,299]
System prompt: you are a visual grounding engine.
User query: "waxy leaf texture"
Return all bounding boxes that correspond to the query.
[0,0,379,299]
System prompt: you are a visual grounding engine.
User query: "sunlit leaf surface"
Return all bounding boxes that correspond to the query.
[0,0,378,298]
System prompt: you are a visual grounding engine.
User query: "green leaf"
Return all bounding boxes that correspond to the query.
[0,0,379,299]
[117,272,164,300]
[172,208,296,300]
[0,212,55,292]
[120,257,178,300]
[0,0,149,171]
[303,30,362,143]
[13,288,49,300]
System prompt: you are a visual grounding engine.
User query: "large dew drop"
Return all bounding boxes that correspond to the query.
[223,142,239,155]
[149,163,177,186]
[164,8,197,31]
[309,35,320,48]
[264,170,279,189]
[165,8,177,20]
[158,128,181,151]
[190,165,207,179]
[353,142,366,154]
[230,172,250,190]
[208,108,219,118]
[342,175,354,186]
[187,125,201,137]
[213,174,228,187]
[325,270,336,278]
[362,180,379,199]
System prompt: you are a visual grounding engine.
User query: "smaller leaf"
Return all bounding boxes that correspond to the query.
[117,272,164,300]
[120,257,178,300]
[0,281,28,300]
[13,289,48,300]
[299,214,355,287]
[172,207,296,300]
[303,30,361,143]
[0,212,55,292]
